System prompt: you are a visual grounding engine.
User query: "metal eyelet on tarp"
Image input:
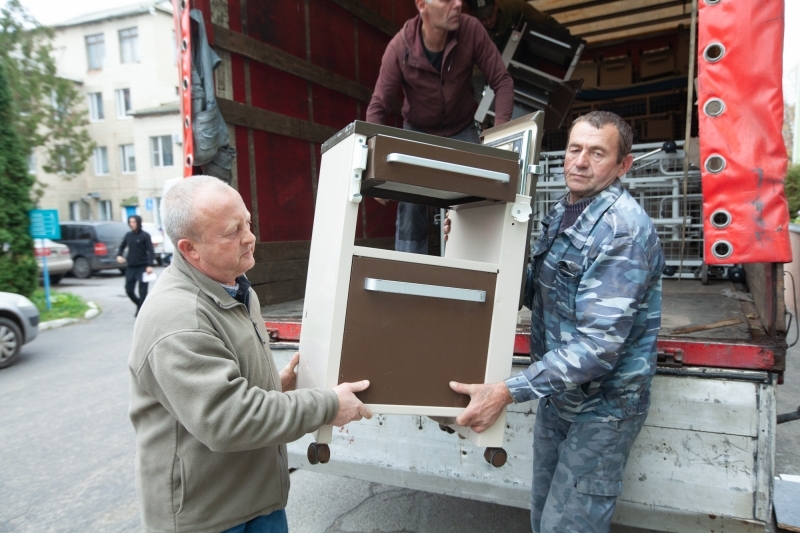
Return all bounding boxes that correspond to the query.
[703,98,725,117]
[704,154,726,174]
[709,210,731,229]
[711,240,733,260]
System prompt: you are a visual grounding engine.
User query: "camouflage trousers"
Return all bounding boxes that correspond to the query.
[531,399,647,533]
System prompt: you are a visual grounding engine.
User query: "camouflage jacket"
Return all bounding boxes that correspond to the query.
[505,180,665,422]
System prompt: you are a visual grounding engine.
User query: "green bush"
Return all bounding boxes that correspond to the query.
[0,61,36,296]
[786,164,800,223]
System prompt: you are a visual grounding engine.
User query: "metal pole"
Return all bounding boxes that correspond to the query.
[41,238,51,311]
[679,0,699,280]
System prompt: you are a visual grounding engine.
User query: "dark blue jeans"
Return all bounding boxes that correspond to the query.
[124,265,148,310]
[395,123,480,254]
[219,509,288,533]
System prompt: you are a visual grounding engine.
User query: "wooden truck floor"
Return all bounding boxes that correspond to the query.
[262,277,763,346]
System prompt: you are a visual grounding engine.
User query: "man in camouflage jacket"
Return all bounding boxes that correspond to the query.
[450,111,665,532]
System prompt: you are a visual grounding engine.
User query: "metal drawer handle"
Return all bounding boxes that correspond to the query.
[386,153,510,183]
[364,278,486,303]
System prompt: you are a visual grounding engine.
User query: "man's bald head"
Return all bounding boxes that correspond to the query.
[162,175,235,245]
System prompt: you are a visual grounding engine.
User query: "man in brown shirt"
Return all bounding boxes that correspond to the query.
[366,0,513,253]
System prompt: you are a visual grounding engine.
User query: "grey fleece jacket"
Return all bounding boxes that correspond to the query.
[128,251,338,533]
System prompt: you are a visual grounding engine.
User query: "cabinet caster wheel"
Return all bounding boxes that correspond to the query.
[307,442,331,465]
[484,447,507,468]
[438,423,455,434]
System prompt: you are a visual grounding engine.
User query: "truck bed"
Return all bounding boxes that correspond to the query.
[261,277,762,346]
[260,277,779,532]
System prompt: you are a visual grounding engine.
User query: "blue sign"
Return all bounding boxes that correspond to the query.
[29,209,61,240]
[145,198,154,211]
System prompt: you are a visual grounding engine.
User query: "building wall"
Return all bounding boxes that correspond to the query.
[35,6,179,223]
[786,225,800,315]
[133,112,183,225]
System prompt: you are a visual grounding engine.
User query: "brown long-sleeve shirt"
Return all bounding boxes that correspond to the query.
[366,14,514,137]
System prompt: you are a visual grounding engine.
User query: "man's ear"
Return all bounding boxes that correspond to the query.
[415,0,427,14]
[618,153,634,177]
[177,239,199,261]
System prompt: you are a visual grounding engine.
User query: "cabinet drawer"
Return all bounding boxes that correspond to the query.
[340,256,497,407]
[362,135,520,207]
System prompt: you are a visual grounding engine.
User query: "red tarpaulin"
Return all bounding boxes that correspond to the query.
[698,0,791,264]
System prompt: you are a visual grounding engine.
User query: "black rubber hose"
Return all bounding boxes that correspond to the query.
[777,406,800,424]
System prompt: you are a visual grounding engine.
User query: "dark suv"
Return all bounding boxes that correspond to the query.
[57,221,130,278]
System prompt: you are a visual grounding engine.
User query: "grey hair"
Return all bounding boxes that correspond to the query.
[569,111,633,163]
[161,175,233,244]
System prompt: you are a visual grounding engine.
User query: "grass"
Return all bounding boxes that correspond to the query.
[31,289,92,322]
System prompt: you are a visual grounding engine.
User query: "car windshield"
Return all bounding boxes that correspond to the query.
[96,223,130,243]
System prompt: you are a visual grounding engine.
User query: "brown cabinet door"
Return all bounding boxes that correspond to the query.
[340,256,497,408]
[362,135,520,207]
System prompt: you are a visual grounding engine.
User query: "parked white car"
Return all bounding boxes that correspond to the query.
[0,291,39,369]
[141,223,165,265]
[34,239,74,284]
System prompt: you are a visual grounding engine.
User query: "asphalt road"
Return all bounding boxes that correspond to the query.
[0,271,142,532]
[0,271,798,532]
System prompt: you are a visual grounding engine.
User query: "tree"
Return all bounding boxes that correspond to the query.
[0,60,37,296]
[785,164,800,221]
[0,0,94,184]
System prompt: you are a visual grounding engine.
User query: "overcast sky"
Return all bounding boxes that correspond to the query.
[15,0,800,104]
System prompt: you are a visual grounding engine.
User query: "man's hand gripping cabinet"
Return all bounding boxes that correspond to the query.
[296,113,544,466]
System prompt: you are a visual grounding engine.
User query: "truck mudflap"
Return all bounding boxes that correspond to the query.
[272,349,776,533]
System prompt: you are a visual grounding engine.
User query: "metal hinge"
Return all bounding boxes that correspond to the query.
[657,348,684,368]
[349,135,368,203]
[528,164,544,175]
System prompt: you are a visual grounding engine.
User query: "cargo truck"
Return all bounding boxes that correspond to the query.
[173,1,798,530]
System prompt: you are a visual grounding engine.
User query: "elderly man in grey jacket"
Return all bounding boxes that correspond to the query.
[128,176,371,533]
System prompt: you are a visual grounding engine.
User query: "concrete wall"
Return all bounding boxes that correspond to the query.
[785,224,800,316]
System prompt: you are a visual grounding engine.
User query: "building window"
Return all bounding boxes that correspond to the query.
[120,144,136,173]
[27,153,36,174]
[85,33,104,70]
[152,197,162,226]
[115,88,132,118]
[150,135,174,167]
[69,201,82,221]
[99,200,113,221]
[94,146,109,175]
[119,28,139,64]
[88,92,104,121]
[55,147,74,175]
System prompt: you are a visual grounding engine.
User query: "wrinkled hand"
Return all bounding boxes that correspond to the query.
[116,255,125,264]
[374,198,389,206]
[450,381,512,433]
[443,211,451,241]
[279,352,300,392]
[332,380,372,427]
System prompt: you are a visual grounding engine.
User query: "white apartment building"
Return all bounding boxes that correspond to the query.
[34,1,182,225]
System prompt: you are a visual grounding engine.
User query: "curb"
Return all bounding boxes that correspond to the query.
[39,301,101,331]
